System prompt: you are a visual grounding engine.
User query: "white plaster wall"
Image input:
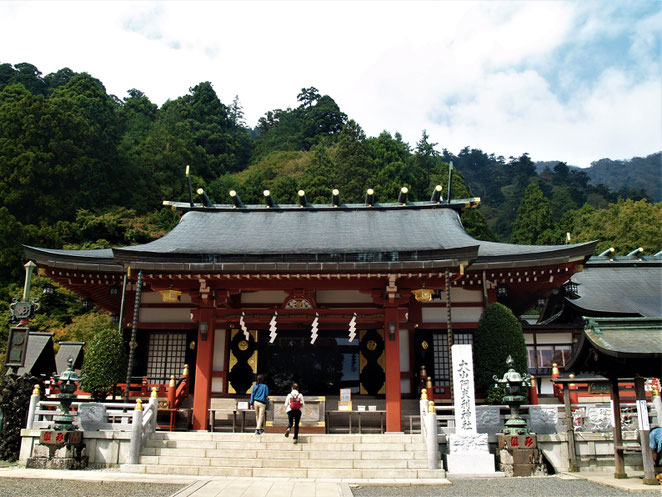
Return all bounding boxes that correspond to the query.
[141,291,192,304]
[399,327,409,372]
[316,290,374,304]
[525,334,534,345]
[437,287,483,303]
[401,378,410,395]
[241,291,288,304]
[212,377,224,394]
[139,307,193,323]
[540,377,554,394]
[535,332,573,344]
[421,306,482,324]
[212,329,226,371]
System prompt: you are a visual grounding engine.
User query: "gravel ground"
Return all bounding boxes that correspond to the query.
[351,477,661,496]
[0,478,184,497]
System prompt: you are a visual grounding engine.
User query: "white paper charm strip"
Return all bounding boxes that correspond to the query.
[310,312,319,344]
[269,311,278,343]
[240,312,249,340]
[348,313,357,342]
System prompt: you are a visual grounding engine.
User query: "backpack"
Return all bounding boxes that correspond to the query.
[289,394,302,410]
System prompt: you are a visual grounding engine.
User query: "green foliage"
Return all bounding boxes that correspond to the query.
[0,373,42,461]
[473,303,528,404]
[79,326,127,400]
[561,199,662,255]
[510,183,563,245]
[50,312,114,348]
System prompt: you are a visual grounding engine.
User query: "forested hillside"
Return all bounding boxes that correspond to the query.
[536,153,661,203]
[1,61,660,345]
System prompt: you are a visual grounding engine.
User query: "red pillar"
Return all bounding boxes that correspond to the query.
[384,307,402,432]
[192,309,214,430]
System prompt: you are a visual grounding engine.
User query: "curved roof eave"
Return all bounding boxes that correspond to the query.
[24,206,597,271]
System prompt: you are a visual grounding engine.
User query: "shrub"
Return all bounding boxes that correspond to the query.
[0,373,42,461]
[79,326,127,401]
[474,303,528,404]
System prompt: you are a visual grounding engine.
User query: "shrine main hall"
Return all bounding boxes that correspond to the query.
[25,190,595,432]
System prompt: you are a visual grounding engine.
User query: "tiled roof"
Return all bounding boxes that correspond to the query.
[25,202,596,269]
[568,258,662,317]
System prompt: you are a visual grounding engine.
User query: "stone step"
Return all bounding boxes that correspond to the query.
[138,454,433,471]
[153,432,421,443]
[123,464,445,479]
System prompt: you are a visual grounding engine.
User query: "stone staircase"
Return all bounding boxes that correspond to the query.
[121,432,445,479]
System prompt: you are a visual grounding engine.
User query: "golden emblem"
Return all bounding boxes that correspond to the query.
[367,340,377,351]
[421,340,429,350]
[238,340,248,351]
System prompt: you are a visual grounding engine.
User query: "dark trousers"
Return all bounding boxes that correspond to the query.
[287,409,302,439]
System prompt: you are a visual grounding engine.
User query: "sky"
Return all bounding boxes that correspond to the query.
[1,1,660,167]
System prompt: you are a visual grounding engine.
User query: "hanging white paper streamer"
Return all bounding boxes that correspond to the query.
[348,312,357,342]
[269,311,278,343]
[310,312,319,344]
[240,312,249,340]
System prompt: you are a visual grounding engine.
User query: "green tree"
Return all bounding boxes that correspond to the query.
[510,183,562,245]
[334,120,374,202]
[79,326,127,401]
[473,303,528,404]
[561,199,662,255]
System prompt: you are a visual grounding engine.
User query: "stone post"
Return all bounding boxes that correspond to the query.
[128,399,144,465]
[26,385,40,430]
[425,400,439,469]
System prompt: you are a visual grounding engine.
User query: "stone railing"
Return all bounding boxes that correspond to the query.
[420,401,660,473]
[21,388,158,467]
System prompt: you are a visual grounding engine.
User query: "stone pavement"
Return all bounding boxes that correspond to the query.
[1,467,660,496]
[564,470,662,492]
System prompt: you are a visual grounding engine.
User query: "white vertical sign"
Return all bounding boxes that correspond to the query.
[451,344,477,434]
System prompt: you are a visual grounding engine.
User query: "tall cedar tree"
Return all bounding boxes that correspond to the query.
[510,183,562,245]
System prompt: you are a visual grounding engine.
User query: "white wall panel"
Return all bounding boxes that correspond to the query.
[213,328,226,371]
[211,378,224,394]
[535,333,573,344]
[241,291,288,304]
[316,290,373,304]
[399,327,409,371]
[421,306,482,324]
[401,378,411,395]
[140,308,192,323]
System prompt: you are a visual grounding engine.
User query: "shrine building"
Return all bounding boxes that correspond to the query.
[24,189,596,432]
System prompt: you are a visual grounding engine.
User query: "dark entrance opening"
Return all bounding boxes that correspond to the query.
[258,330,359,395]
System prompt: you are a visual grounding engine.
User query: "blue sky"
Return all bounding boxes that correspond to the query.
[1,1,659,167]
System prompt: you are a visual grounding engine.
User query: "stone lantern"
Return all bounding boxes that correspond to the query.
[493,355,531,436]
[51,358,82,431]
[26,357,88,469]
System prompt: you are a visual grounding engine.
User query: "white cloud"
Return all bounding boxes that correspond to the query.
[0,0,659,167]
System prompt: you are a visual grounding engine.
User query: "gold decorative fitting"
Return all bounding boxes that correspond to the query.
[169,375,176,387]
[421,388,428,400]
[412,288,433,302]
[426,377,432,389]
[183,364,189,376]
[160,288,182,303]
[32,384,41,396]
[421,340,429,350]
[135,399,143,411]
[151,387,158,398]
[427,400,435,413]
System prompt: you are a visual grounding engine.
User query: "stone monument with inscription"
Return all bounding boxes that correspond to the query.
[446,344,496,474]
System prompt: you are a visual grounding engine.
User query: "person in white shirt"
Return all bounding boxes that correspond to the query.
[284,383,304,444]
